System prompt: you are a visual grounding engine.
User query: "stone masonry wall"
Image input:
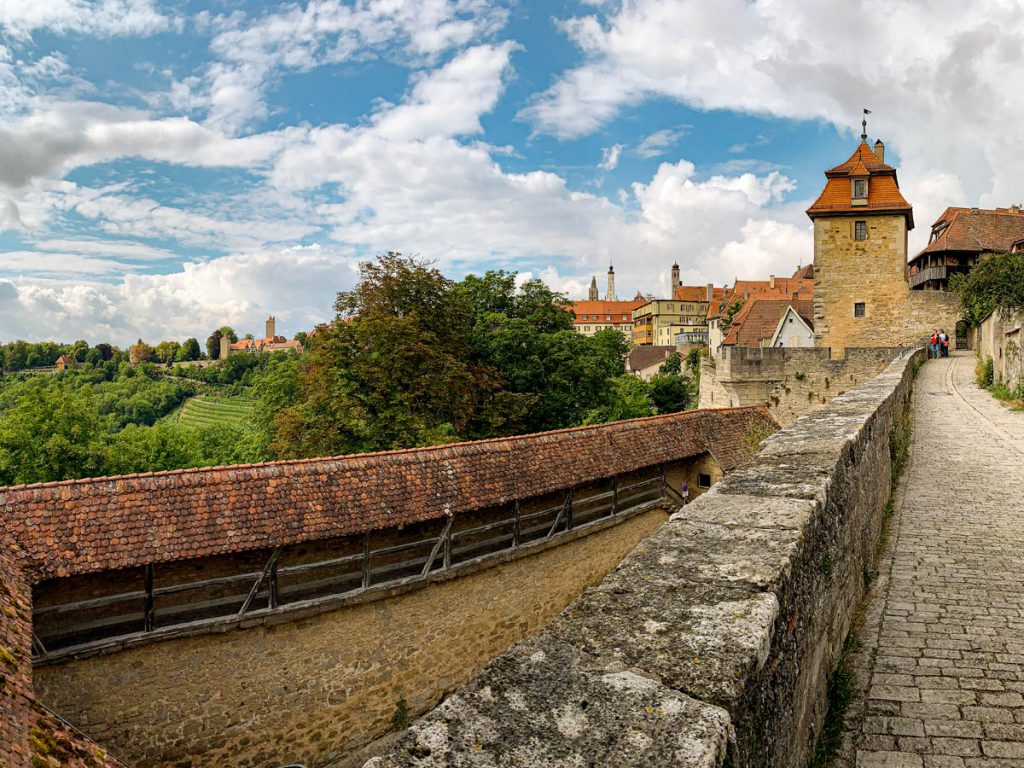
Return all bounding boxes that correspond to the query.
[368,349,925,768]
[34,509,667,768]
[813,215,960,352]
[699,346,902,425]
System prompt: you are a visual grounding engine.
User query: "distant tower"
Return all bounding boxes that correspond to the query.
[265,315,276,340]
[219,334,230,359]
[588,276,599,301]
[671,262,680,288]
[606,263,617,301]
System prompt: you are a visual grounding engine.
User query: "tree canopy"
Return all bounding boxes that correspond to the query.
[951,252,1024,327]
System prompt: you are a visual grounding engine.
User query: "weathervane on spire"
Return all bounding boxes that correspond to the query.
[861,108,872,140]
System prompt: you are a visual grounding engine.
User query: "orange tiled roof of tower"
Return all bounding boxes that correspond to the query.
[806,141,913,228]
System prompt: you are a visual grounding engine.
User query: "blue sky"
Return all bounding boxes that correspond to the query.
[0,0,1019,344]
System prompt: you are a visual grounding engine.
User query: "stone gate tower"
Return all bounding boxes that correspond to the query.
[807,139,917,353]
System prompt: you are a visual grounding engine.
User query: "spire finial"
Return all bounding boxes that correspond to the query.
[861,107,871,141]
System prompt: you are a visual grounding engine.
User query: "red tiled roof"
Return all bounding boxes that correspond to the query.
[807,142,913,227]
[571,299,644,324]
[627,345,677,372]
[671,285,725,302]
[914,206,1024,259]
[2,408,777,582]
[792,264,814,280]
[0,531,125,767]
[723,298,814,347]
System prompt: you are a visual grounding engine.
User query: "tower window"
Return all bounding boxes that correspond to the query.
[854,221,868,240]
[854,302,866,318]
[698,473,712,488]
[853,178,868,198]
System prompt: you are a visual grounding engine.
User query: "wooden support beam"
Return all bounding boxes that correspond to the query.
[269,557,280,610]
[238,548,279,618]
[421,516,454,576]
[143,564,154,632]
[612,476,618,514]
[512,500,521,547]
[565,488,574,530]
[361,532,371,589]
[31,632,48,659]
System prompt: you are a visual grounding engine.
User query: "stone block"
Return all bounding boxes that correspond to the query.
[365,634,732,768]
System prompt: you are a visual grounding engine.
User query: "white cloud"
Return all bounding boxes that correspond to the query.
[0,245,357,344]
[598,143,622,171]
[522,0,1024,254]
[0,103,302,191]
[202,0,509,131]
[373,42,515,141]
[636,128,685,159]
[0,0,168,39]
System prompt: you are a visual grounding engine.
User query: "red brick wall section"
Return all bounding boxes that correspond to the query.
[1,407,775,582]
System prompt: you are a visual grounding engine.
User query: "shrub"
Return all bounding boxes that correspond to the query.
[976,357,994,388]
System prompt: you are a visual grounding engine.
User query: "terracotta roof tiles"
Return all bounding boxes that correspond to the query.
[916,207,1024,257]
[807,141,913,228]
[2,407,776,582]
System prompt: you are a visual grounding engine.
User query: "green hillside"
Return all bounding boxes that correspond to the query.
[171,394,255,429]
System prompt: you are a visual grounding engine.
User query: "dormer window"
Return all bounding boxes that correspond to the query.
[853,178,868,199]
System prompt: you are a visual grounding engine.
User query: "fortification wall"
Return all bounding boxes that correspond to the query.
[34,508,667,768]
[369,349,924,768]
[699,346,901,424]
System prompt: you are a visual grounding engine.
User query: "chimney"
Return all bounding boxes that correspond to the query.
[606,263,617,301]
[219,334,230,359]
[769,274,776,289]
[706,283,713,302]
[873,139,885,163]
[266,315,276,340]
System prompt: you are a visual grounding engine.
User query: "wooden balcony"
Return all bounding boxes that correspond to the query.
[909,265,948,289]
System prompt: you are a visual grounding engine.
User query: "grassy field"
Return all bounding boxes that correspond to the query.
[171,394,255,429]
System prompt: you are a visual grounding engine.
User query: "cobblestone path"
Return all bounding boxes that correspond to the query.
[850,352,1024,767]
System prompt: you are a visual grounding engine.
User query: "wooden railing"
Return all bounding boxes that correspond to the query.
[32,473,680,662]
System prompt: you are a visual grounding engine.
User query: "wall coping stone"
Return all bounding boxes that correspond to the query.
[367,348,924,767]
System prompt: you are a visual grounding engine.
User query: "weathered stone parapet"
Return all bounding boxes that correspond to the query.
[699,345,904,425]
[370,348,924,767]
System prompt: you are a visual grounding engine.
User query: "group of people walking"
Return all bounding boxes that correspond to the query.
[930,329,950,358]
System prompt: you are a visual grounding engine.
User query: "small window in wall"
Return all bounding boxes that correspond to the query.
[854,302,866,318]
[698,473,712,488]
[854,220,868,240]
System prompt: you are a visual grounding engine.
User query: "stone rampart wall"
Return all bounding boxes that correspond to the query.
[369,349,925,768]
[35,508,668,768]
[699,346,902,425]
[978,311,1024,390]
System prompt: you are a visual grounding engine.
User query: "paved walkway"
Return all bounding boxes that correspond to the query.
[850,353,1024,767]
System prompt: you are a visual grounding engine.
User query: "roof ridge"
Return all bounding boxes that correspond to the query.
[0,407,769,493]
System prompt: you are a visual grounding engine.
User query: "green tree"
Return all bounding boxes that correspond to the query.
[584,375,653,424]
[178,337,202,361]
[206,329,223,359]
[659,352,682,375]
[273,253,494,457]
[649,373,690,413]
[0,384,112,485]
[951,251,1024,327]
[154,340,181,365]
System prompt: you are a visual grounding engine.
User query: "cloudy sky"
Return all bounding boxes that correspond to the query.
[0,0,1020,344]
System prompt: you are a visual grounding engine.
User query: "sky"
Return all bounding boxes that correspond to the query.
[0,0,1021,345]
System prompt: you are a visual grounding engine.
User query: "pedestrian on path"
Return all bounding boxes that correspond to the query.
[930,329,940,359]
[939,328,949,357]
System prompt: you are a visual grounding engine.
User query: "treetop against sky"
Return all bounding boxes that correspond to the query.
[0,0,1020,344]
